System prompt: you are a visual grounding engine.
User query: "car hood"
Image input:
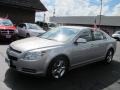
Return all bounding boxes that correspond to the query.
[10,37,64,52]
[0,25,16,30]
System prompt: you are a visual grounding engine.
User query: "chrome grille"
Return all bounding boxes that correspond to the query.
[0,29,14,34]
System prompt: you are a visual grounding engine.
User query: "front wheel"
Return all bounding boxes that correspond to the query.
[104,50,114,64]
[47,57,68,79]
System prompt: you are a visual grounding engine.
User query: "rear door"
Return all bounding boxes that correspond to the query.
[90,30,108,59]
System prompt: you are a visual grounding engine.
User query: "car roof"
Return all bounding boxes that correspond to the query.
[115,31,120,33]
[21,23,38,26]
[0,18,9,20]
[115,31,120,32]
[58,26,91,30]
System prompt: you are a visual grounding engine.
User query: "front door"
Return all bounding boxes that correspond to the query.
[71,29,95,66]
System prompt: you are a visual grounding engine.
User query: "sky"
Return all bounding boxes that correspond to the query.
[36,0,120,22]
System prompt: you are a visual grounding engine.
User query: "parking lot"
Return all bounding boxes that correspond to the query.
[0,41,120,90]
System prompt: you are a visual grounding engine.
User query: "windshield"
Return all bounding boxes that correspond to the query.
[28,23,42,30]
[0,19,13,26]
[39,27,80,42]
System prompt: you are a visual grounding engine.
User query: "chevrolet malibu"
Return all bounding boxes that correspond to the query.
[6,26,117,79]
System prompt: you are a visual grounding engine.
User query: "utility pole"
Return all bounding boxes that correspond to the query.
[53,4,56,17]
[99,0,102,29]
[43,12,46,22]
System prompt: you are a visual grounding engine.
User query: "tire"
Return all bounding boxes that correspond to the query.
[12,35,19,41]
[118,38,120,41]
[26,34,30,38]
[114,37,120,41]
[116,38,119,41]
[47,56,69,79]
[104,49,114,64]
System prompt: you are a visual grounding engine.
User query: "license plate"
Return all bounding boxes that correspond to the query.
[6,35,11,38]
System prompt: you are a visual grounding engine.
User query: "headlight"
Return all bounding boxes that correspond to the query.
[14,29,18,34]
[22,50,46,60]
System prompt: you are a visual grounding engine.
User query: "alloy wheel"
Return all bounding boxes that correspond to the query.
[106,51,113,63]
[51,60,66,79]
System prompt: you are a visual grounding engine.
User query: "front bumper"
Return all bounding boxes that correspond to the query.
[5,57,47,76]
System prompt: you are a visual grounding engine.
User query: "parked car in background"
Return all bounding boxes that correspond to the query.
[112,31,120,41]
[6,26,116,79]
[17,23,46,38]
[0,18,18,40]
[47,22,58,30]
[36,21,57,31]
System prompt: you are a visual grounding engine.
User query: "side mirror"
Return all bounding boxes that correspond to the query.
[76,38,87,43]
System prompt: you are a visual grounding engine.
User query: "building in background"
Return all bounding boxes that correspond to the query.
[0,0,47,25]
[50,16,120,36]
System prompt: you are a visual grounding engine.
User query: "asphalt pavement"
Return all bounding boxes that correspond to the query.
[0,41,120,90]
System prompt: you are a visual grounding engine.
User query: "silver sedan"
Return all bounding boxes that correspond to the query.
[5,26,117,79]
[17,23,45,37]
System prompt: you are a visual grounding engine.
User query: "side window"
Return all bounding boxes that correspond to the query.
[18,24,23,28]
[79,29,93,42]
[18,24,26,29]
[28,24,34,29]
[93,31,104,40]
[118,32,120,34]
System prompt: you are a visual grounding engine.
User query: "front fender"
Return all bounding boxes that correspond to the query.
[43,46,71,73]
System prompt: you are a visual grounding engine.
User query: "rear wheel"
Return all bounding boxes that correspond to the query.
[47,57,69,79]
[104,49,114,64]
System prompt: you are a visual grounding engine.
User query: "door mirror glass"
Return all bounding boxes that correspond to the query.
[76,38,87,43]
